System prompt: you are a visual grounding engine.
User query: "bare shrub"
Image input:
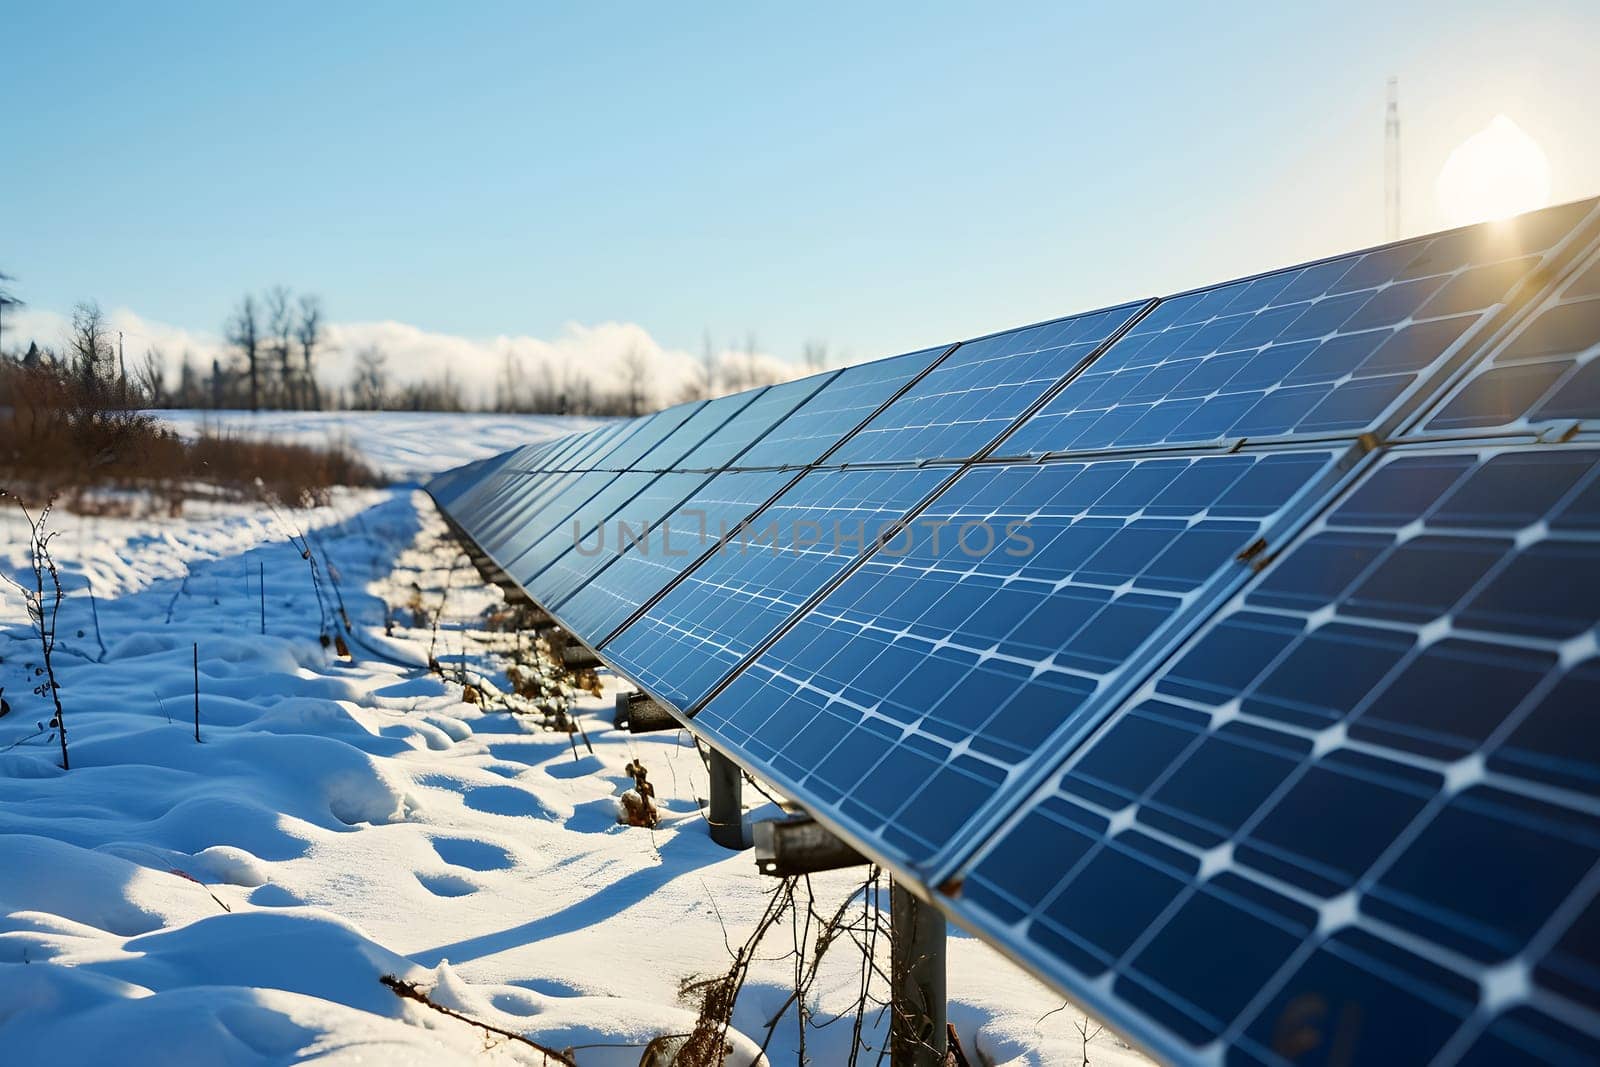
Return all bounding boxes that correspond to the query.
[2,497,69,768]
[0,359,378,509]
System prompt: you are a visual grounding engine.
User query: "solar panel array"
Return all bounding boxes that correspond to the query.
[429,198,1600,1064]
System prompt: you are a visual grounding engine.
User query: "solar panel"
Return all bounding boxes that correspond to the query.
[951,444,1600,1064]
[501,470,660,586]
[600,465,951,711]
[496,392,769,579]
[461,419,668,549]
[999,199,1599,458]
[551,467,801,639]
[590,401,706,471]
[1421,234,1600,436]
[733,347,949,469]
[535,471,719,608]
[671,374,838,471]
[517,384,851,603]
[424,199,1600,1066]
[689,448,1348,871]
[826,303,1147,466]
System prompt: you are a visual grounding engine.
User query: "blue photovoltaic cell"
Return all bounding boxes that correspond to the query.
[690,449,1341,870]
[471,469,591,555]
[954,444,1600,1065]
[499,392,766,580]
[1001,199,1597,457]
[498,471,657,581]
[591,402,705,471]
[827,304,1145,466]
[600,466,950,711]
[522,389,810,600]
[534,471,717,608]
[734,347,947,469]
[1423,237,1600,434]
[553,467,801,640]
[673,374,838,471]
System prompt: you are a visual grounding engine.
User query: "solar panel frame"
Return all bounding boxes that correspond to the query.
[582,343,966,646]
[669,372,841,472]
[511,382,846,600]
[493,391,774,581]
[825,302,1151,467]
[992,198,1600,464]
[420,200,1600,1067]
[549,466,809,639]
[681,443,1368,880]
[597,464,958,713]
[942,439,1600,1065]
[595,302,1160,709]
[733,346,953,470]
[1408,222,1600,443]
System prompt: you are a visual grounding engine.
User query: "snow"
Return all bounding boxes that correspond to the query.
[153,410,608,481]
[1,413,1150,1065]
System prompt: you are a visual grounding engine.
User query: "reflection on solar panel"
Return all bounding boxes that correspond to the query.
[736,347,948,469]
[693,449,1346,870]
[1001,200,1597,458]
[1423,236,1600,435]
[553,467,799,640]
[954,444,1600,1064]
[601,465,951,711]
[427,198,1600,1064]
[828,304,1147,465]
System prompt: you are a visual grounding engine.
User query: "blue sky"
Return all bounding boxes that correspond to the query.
[4,1,1599,386]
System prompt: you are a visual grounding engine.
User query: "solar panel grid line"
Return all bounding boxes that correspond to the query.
[918,444,1379,884]
[946,439,1600,1064]
[1408,222,1600,444]
[736,344,959,470]
[596,464,959,706]
[495,393,775,583]
[996,198,1600,466]
[512,382,847,603]
[826,301,1154,468]
[584,343,967,645]
[551,469,806,638]
[642,302,1164,714]
[681,445,1370,887]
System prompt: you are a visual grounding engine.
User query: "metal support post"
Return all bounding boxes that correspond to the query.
[707,746,748,850]
[890,880,947,1067]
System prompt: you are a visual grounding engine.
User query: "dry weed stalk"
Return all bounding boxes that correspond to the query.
[2,497,69,768]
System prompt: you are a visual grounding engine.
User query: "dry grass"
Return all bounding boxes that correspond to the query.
[1,361,379,509]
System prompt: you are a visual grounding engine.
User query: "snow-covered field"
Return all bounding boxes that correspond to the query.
[0,414,1146,1065]
[155,410,608,481]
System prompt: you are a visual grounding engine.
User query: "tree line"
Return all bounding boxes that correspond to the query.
[0,272,834,416]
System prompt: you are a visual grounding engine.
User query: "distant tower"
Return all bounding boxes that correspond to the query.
[1385,77,1402,240]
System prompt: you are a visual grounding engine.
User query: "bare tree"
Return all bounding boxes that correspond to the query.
[177,352,201,407]
[265,285,294,408]
[350,344,389,410]
[296,294,323,410]
[699,328,717,399]
[0,270,22,356]
[69,301,111,393]
[227,294,261,411]
[619,342,653,416]
[137,347,167,405]
[802,339,829,373]
[495,348,524,411]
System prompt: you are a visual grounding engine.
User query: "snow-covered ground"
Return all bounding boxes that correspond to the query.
[154,410,606,481]
[1,414,1147,1065]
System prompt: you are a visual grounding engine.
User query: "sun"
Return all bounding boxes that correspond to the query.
[1436,115,1553,227]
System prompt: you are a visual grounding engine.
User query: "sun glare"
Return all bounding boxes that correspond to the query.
[1436,115,1553,227]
